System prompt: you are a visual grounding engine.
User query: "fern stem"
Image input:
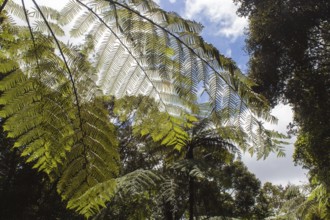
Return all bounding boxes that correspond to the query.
[0,0,8,14]
[21,0,41,77]
[31,0,90,170]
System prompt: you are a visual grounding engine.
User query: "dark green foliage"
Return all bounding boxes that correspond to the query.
[259,183,330,220]
[93,97,267,219]
[0,111,82,220]
[235,0,330,105]
[194,161,262,219]
[0,156,83,220]
[235,0,330,212]
[234,0,330,217]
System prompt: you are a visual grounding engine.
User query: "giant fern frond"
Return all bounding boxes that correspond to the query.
[0,10,119,217]
[55,0,285,157]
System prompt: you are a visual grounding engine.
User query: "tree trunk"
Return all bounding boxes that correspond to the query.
[186,145,194,220]
[188,175,195,220]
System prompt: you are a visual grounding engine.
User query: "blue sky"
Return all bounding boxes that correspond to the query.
[156,0,307,186]
[157,0,249,72]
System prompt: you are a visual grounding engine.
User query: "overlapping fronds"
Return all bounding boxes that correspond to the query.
[56,97,119,218]
[248,121,287,159]
[3,0,283,156]
[0,0,288,217]
[276,184,330,220]
[0,72,73,172]
[56,0,285,156]
[114,95,197,151]
[116,169,162,194]
[0,13,20,73]
[0,10,119,217]
[302,184,330,220]
[166,118,241,180]
[0,30,75,173]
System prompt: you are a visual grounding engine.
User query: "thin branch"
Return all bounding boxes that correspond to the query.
[0,0,8,14]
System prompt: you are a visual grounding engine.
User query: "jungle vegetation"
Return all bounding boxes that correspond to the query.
[0,0,328,219]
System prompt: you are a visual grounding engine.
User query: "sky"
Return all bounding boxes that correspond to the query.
[23,0,308,186]
[156,0,307,186]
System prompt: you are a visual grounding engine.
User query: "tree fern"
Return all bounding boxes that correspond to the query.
[0,0,288,217]
[58,0,278,131]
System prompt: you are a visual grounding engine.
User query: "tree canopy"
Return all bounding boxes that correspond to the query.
[234,0,330,218]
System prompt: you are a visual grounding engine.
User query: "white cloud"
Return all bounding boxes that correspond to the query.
[169,0,176,3]
[183,0,248,39]
[225,48,232,57]
[265,103,294,133]
[243,104,308,186]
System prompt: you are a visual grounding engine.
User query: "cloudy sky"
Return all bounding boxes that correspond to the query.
[156,0,307,186]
